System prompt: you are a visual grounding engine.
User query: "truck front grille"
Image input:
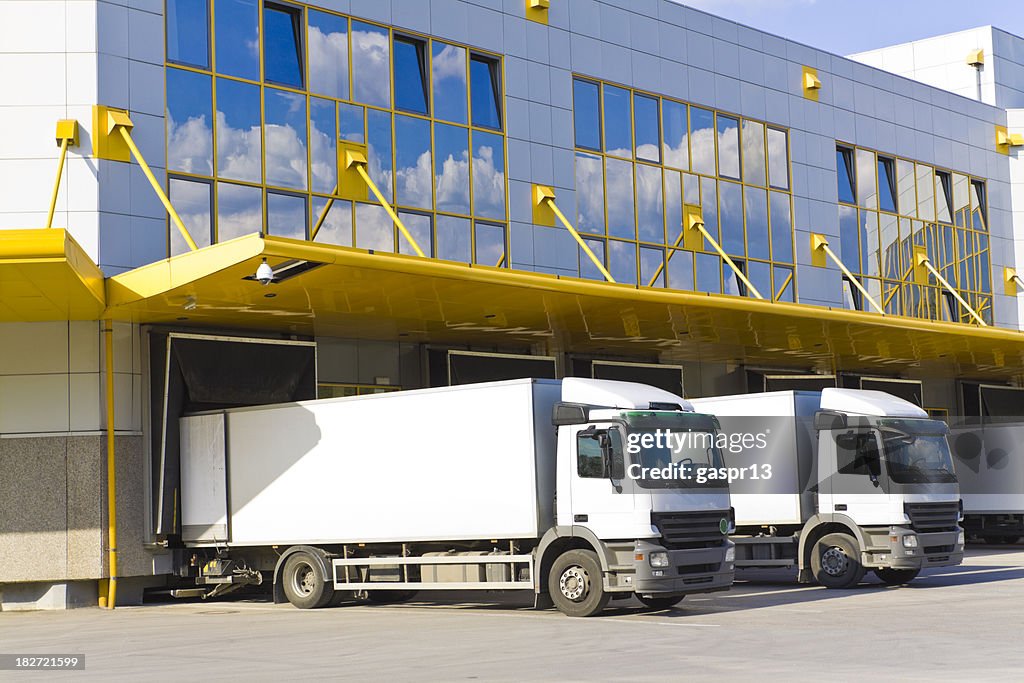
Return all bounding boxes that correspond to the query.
[904,502,960,533]
[651,510,729,550]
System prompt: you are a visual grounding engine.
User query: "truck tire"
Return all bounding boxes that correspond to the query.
[548,549,610,617]
[636,594,685,610]
[366,590,418,604]
[874,568,920,585]
[810,533,866,589]
[282,552,334,609]
[1004,536,1021,545]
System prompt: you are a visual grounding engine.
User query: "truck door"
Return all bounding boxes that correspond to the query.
[570,425,637,537]
[821,429,891,525]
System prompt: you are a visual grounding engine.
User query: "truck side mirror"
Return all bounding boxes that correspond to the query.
[814,410,847,431]
[598,434,625,490]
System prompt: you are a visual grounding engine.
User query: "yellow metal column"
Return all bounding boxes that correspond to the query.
[99,320,118,608]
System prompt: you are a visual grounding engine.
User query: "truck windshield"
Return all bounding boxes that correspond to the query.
[878,418,957,484]
[623,411,726,489]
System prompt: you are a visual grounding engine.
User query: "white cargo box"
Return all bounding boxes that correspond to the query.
[180,379,562,547]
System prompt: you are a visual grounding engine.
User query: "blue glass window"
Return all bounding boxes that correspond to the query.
[267,191,308,240]
[309,98,336,194]
[433,43,468,124]
[470,55,501,130]
[217,181,262,241]
[745,186,769,260]
[662,100,688,170]
[437,215,472,262]
[215,0,259,80]
[609,240,638,285]
[475,222,506,267]
[573,78,601,151]
[878,156,897,213]
[395,115,432,209]
[338,103,364,143]
[666,250,693,291]
[719,181,744,256]
[837,147,856,204]
[434,123,470,214]
[264,3,304,88]
[634,94,660,163]
[602,85,631,157]
[839,205,859,271]
[394,36,429,115]
[472,131,506,219]
[689,107,715,175]
[215,78,262,183]
[695,253,721,293]
[308,10,348,99]
[169,178,212,256]
[264,88,307,190]
[352,21,391,107]
[770,191,793,264]
[367,109,393,201]
[166,68,212,175]
[167,0,209,69]
[717,115,740,179]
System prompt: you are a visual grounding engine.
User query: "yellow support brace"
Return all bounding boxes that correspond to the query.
[47,120,79,229]
[105,110,199,251]
[810,233,885,315]
[345,149,426,258]
[532,185,615,283]
[689,212,764,299]
[1004,267,1024,297]
[915,247,987,326]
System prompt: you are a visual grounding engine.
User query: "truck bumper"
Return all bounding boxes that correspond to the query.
[867,527,964,570]
[631,540,735,595]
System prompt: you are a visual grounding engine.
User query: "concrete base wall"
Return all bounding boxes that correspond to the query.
[0,434,160,608]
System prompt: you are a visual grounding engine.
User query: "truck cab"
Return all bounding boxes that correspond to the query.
[545,379,735,614]
[690,388,963,589]
[810,389,963,587]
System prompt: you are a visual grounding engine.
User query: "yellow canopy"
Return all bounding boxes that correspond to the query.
[0,229,105,321]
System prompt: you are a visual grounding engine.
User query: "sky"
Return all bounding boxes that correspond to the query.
[676,0,1024,56]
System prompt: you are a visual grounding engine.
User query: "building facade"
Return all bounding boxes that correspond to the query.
[2,0,1024,609]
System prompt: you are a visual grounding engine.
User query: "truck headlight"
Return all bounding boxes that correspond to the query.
[725,546,735,563]
[902,535,918,548]
[957,531,965,546]
[649,551,669,568]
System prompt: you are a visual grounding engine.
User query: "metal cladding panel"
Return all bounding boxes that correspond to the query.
[221,379,559,546]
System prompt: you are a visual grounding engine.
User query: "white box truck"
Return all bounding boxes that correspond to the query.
[690,389,964,588]
[176,378,735,616]
[951,421,1024,544]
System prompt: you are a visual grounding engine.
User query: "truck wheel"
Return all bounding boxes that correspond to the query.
[282,552,334,609]
[1004,536,1021,545]
[548,549,610,617]
[811,533,866,589]
[366,590,418,604]
[636,594,685,610]
[874,568,920,585]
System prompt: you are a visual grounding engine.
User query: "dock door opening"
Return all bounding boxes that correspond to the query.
[146,332,316,538]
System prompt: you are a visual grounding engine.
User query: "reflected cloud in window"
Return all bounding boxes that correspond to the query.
[217,181,263,242]
[267,191,307,240]
[636,164,663,243]
[433,43,468,124]
[437,215,471,261]
[169,177,212,256]
[216,78,262,183]
[434,123,470,214]
[167,68,212,175]
[311,197,352,246]
[308,10,348,99]
[603,85,632,157]
[395,114,433,209]
[689,107,715,175]
[662,100,688,170]
[475,222,506,267]
[310,97,336,194]
[265,88,308,190]
[367,109,393,201]
[355,202,393,252]
[606,157,635,239]
[352,21,391,107]
[576,152,604,234]
[472,131,506,220]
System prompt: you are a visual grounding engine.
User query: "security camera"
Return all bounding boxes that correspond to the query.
[255,258,275,286]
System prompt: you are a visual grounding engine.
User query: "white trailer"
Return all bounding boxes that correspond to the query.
[177,378,735,616]
[690,389,964,588]
[951,421,1024,543]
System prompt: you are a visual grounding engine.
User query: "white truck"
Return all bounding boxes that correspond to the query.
[951,421,1024,544]
[689,389,964,588]
[175,378,735,616]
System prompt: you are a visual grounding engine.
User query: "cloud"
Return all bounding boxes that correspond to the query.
[265,122,308,190]
[636,164,664,242]
[308,24,348,98]
[215,110,262,183]
[309,113,337,194]
[432,43,465,84]
[472,142,506,220]
[575,153,604,233]
[170,179,212,256]
[355,203,394,251]
[352,27,391,107]
[435,149,471,214]
[396,149,433,209]
[217,183,263,242]
[168,113,213,175]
